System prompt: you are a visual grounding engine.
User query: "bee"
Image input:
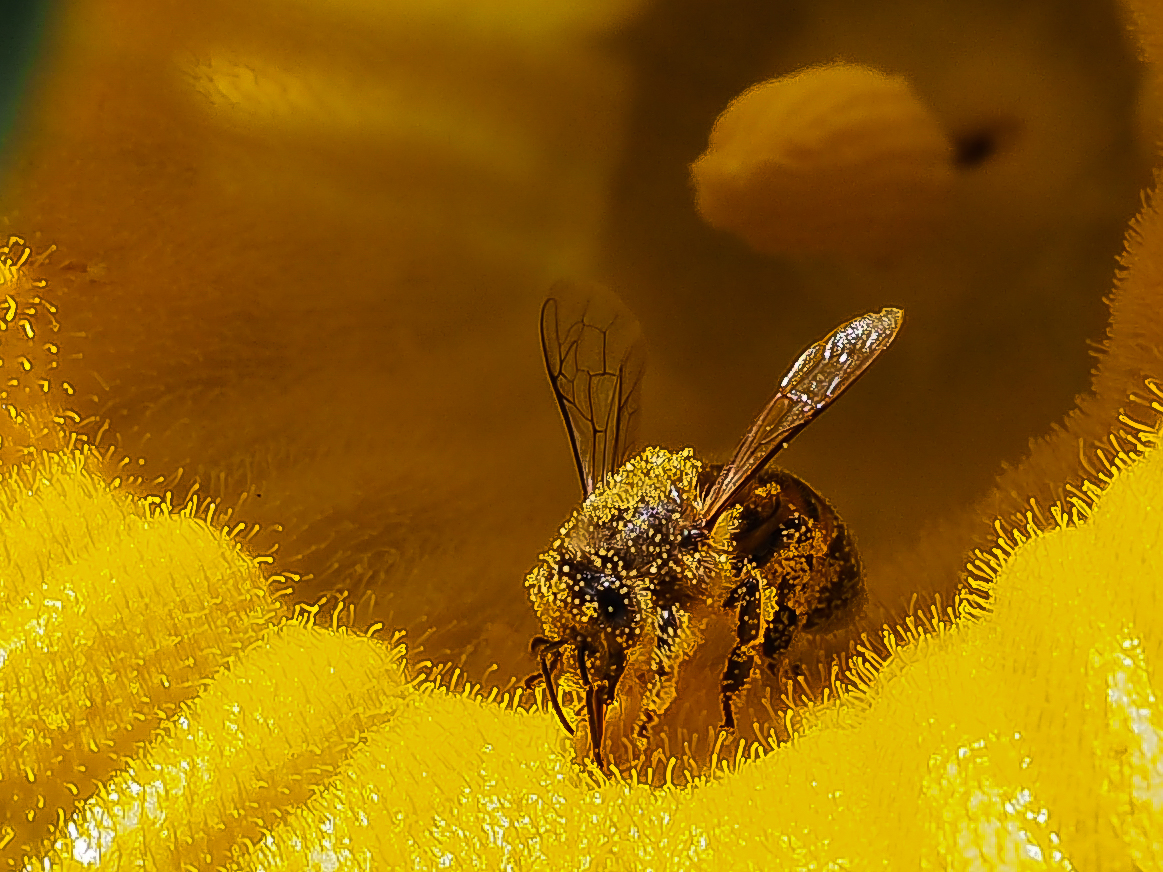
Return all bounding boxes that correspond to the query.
[525,295,902,770]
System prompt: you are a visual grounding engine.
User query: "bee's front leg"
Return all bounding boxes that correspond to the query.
[720,572,762,731]
[636,605,695,745]
[761,602,799,667]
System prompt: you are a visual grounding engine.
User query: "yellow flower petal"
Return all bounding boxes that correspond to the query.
[6,422,1161,868]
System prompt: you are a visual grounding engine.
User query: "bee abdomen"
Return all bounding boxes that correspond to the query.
[801,525,864,631]
[729,468,867,633]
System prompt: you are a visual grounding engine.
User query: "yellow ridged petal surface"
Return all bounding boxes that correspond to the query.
[0,451,280,864]
[252,432,1154,868]
[8,431,1156,867]
[48,624,408,870]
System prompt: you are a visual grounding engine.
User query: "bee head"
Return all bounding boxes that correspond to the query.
[525,549,646,766]
[526,547,648,696]
[557,557,644,649]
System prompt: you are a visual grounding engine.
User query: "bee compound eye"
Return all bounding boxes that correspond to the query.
[594,585,632,629]
[679,526,709,550]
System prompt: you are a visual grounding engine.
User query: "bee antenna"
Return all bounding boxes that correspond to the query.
[540,649,575,736]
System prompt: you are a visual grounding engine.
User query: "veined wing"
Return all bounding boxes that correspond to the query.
[540,286,644,497]
[701,308,903,527]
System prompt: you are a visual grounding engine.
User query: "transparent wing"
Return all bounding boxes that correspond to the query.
[701,308,903,527]
[540,285,644,497]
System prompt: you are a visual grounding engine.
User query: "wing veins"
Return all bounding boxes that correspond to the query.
[541,294,643,497]
[701,308,903,528]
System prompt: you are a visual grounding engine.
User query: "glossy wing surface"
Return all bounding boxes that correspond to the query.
[540,289,644,497]
[701,308,903,527]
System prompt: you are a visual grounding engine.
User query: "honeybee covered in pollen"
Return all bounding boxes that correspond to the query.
[525,292,903,771]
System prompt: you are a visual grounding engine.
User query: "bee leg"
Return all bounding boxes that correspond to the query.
[761,604,799,665]
[720,573,762,732]
[634,671,667,748]
[636,605,694,747]
[635,708,658,742]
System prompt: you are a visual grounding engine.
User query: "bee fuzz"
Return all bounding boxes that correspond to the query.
[690,62,954,258]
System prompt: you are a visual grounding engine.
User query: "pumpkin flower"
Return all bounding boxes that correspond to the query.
[1,0,1162,868]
